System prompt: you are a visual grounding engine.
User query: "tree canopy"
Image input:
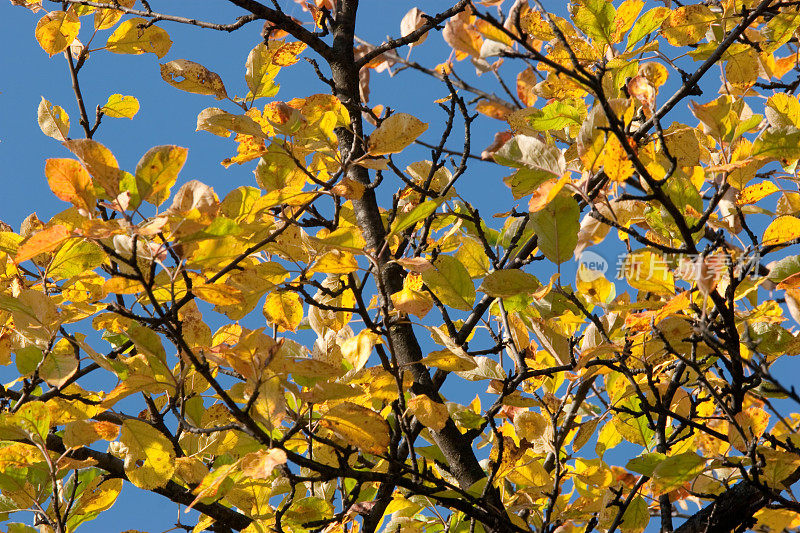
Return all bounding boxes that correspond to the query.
[4,1,800,533]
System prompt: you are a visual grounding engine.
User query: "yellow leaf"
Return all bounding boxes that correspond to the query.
[35,10,80,56]
[38,97,70,141]
[263,291,303,332]
[15,224,71,264]
[737,181,779,205]
[728,407,770,452]
[135,145,188,206]
[63,419,119,447]
[193,283,245,306]
[106,17,172,58]
[273,41,307,66]
[39,350,78,387]
[620,249,674,294]
[367,113,428,156]
[340,330,378,372]
[101,94,140,119]
[763,215,800,246]
[103,276,144,295]
[639,62,668,88]
[45,158,94,212]
[120,419,176,490]
[321,402,390,454]
[62,139,122,198]
[74,477,122,516]
[240,448,287,480]
[515,411,548,442]
[517,67,538,107]
[93,0,134,30]
[330,177,365,201]
[406,394,449,431]
[391,286,433,319]
[160,59,227,100]
[660,5,715,47]
[603,135,635,182]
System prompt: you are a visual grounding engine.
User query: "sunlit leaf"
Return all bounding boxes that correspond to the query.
[367,113,428,156]
[35,10,80,56]
[106,17,172,58]
[101,94,140,119]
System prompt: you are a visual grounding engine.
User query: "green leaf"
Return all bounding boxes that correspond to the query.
[479,269,539,298]
[753,127,800,162]
[626,452,666,476]
[620,496,649,533]
[573,0,616,45]
[650,452,706,495]
[387,198,445,239]
[48,239,104,279]
[422,255,475,311]
[529,193,579,264]
[626,7,669,50]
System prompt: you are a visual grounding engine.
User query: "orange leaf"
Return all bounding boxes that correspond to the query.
[15,225,71,264]
[45,158,94,212]
[528,175,570,212]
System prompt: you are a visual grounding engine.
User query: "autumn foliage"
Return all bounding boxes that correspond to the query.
[5,1,800,533]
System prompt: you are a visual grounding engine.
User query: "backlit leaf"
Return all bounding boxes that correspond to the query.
[387,198,444,239]
[45,158,94,212]
[529,193,579,265]
[479,269,539,298]
[62,139,122,198]
[650,452,705,495]
[15,224,71,264]
[240,448,287,480]
[660,5,715,47]
[421,255,475,311]
[406,395,449,431]
[263,291,303,332]
[101,94,139,119]
[321,402,390,454]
